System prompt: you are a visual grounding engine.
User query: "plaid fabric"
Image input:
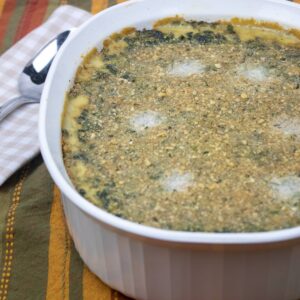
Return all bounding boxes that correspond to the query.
[0,5,91,186]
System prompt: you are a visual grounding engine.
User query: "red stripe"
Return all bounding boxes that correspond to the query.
[14,0,49,43]
[0,0,17,49]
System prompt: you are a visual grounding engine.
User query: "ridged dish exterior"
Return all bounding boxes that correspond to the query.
[39,0,300,299]
[62,194,300,300]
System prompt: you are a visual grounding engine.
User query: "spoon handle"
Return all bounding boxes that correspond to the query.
[0,97,39,122]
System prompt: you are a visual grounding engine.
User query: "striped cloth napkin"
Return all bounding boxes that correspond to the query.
[0,5,91,186]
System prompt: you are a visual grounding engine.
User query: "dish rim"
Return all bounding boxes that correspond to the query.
[39,0,300,245]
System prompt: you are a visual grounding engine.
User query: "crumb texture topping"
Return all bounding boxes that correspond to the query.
[62,19,300,232]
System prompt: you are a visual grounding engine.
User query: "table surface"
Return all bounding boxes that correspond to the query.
[1,1,300,300]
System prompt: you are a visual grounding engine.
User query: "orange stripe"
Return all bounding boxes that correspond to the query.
[14,0,49,42]
[82,266,111,300]
[46,186,71,300]
[91,0,108,14]
[0,167,28,300]
[0,0,6,17]
[0,0,16,49]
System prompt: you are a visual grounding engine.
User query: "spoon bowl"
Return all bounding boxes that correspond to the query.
[0,29,72,121]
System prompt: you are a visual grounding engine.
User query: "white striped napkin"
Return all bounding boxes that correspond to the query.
[0,5,91,185]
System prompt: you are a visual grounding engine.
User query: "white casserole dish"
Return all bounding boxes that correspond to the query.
[39,0,300,299]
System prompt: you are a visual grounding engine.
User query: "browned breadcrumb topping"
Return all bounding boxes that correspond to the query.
[62,19,300,232]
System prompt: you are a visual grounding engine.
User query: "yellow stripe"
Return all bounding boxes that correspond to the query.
[0,0,5,17]
[0,167,28,300]
[91,0,108,14]
[116,0,127,3]
[82,266,111,300]
[46,185,71,300]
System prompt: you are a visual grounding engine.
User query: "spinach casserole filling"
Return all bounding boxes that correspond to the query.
[62,18,300,232]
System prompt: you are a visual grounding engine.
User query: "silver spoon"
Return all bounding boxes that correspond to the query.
[0,30,72,122]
